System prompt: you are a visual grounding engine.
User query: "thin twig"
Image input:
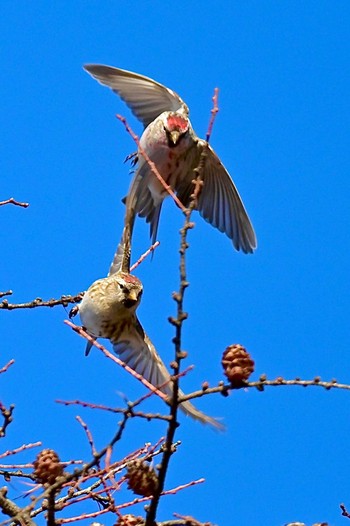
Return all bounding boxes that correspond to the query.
[130,241,160,272]
[76,416,116,510]
[76,417,96,455]
[15,413,130,523]
[0,470,36,481]
[116,114,187,212]
[0,360,15,375]
[65,320,168,402]
[0,294,84,311]
[0,198,29,208]
[55,505,113,524]
[341,503,350,519]
[56,399,171,422]
[161,477,205,496]
[0,442,42,460]
[178,374,350,405]
[205,87,219,143]
[0,291,12,299]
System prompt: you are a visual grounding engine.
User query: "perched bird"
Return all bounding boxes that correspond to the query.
[84,64,257,253]
[77,219,223,430]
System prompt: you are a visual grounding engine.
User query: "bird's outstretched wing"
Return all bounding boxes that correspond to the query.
[176,142,257,253]
[84,64,187,128]
[112,318,224,430]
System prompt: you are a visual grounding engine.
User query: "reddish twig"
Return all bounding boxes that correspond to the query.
[0,463,34,469]
[76,416,116,511]
[76,417,96,455]
[0,360,15,375]
[65,320,168,402]
[205,87,219,143]
[126,364,194,410]
[162,477,205,496]
[0,442,42,460]
[55,505,113,524]
[60,460,84,467]
[0,198,29,208]
[130,241,160,272]
[105,445,115,489]
[116,114,187,212]
[114,478,205,511]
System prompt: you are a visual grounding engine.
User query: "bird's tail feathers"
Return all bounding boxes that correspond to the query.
[108,192,137,276]
[176,390,225,431]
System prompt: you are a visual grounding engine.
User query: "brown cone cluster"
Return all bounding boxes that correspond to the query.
[115,514,145,526]
[222,344,254,386]
[33,448,64,485]
[125,459,158,497]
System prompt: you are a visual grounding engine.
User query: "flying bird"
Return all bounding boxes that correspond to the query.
[84,64,257,253]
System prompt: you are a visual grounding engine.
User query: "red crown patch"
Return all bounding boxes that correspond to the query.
[121,273,141,285]
[167,114,188,131]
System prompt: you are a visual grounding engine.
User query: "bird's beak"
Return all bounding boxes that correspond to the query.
[168,130,180,146]
[123,290,139,309]
[128,290,138,303]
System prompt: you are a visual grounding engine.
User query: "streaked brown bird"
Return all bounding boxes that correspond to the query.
[84,63,257,253]
[77,217,223,430]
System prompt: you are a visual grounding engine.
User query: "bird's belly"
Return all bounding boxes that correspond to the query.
[79,298,124,339]
[146,152,183,198]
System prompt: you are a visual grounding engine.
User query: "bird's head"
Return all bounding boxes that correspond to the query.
[117,272,143,311]
[164,113,189,147]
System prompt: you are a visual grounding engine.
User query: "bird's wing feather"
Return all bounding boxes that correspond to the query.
[84,64,187,128]
[176,143,257,253]
[112,318,223,429]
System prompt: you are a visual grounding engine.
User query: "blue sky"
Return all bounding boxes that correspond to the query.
[1,2,350,525]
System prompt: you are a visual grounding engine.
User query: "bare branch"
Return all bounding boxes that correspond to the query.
[0,291,13,299]
[0,442,42,460]
[0,294,84,311]
[65,320,169,402]
[179,374,350,405]
[205,87,219,143]
[0,198,29,208]
[0,360,15,375]
[130,241,160,272]
[0,487,36,526]
[341,503,350,519]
